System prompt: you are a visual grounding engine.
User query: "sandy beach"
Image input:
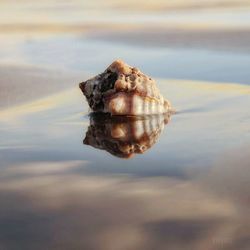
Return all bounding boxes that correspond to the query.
[88,27,250,53]
[0,65,84,109]
[0,77,249,249]
[0,1,250,249]
[0,1,249,105]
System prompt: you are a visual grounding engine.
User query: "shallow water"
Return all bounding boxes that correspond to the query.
[1,34,250,85]
[0,76,250,249]
[1,1,250,249]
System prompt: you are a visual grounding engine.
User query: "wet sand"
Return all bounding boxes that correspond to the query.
[0,65,83,109]
[0,52,250,250]
[0,1,250,249]
[0,77,249,249]
[88,27,250,52]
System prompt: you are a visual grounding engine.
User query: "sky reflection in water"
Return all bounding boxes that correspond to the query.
[0,77,250,249]
[0,147,250,249]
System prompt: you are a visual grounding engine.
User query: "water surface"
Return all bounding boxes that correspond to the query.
[0,77,249,249]
[0,1,250,249]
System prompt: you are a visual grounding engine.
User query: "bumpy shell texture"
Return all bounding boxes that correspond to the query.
[79,60,171,116]
[83,113,170,158]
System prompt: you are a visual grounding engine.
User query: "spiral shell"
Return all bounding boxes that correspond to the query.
[79,60,171,116]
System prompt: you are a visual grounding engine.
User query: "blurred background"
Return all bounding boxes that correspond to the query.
[1,0,250,109]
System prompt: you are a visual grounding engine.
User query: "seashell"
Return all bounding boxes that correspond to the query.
[79,60,171,115]
[83,113,170,158]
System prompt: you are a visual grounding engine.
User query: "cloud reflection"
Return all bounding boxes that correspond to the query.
[83,113,171,158]
[0,145,249,249]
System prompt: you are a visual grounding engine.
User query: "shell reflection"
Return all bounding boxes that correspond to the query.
[83,113,171,158]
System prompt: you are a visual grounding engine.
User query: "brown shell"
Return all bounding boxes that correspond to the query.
[79,60,171,116]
